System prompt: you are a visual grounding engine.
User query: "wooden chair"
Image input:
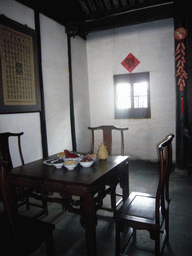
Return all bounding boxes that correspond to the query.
[88,125,128,156]
[0,132,48,218]
[88,125,128,211]
[114,134,174,256]
[0,162,55,256]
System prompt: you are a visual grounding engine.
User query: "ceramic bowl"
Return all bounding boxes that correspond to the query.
[63,160,78,170]
[53,160,64,168]
[79,160,94,168]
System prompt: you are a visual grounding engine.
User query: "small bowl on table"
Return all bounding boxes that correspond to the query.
[64,160,78,170]
[79,161,94,167]
[53,159,64,169]
[79,156,94,167]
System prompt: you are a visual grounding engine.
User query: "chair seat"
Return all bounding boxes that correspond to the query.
[115,192,157,228]
[0,212,55,255]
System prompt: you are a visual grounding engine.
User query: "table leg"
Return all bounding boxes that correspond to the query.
[83,193,97,256]
[120,160,129,201]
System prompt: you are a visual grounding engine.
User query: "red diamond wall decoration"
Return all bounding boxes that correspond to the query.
[121,53,140,73]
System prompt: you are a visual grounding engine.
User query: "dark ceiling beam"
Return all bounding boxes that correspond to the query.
[81,0,173,21]
[15,0,173,38]
[77,2,174,36]
[16,0,85,24]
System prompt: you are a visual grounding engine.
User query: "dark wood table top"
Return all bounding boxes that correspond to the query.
[8,155,129,189]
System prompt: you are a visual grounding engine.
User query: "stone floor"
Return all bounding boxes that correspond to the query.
[1,160,192,256]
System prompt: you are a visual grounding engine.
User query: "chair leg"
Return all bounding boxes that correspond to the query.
[155,233,160,256]
[42,193,48,215]
[26,195,30,210]
[159,213,169,255]
[45,232,55,256]
[116,220,121,256]
[165,210,169,242]
[116,221,135,256]
[111,186,116,211]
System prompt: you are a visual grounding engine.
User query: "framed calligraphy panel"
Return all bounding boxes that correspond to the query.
[0,15,41,114]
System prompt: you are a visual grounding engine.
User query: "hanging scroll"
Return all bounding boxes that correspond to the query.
[0,15,41,113]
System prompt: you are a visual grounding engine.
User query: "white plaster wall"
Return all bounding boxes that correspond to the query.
[39,15,72,155]
[71,36,91,153]
[0,0,176,164]
[0,0,90,166]
[87,19,176,161]
[0,0,35,29]
[0,0,43,166]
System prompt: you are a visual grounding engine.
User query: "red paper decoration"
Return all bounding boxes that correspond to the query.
[174,27,187,41]
[174,27,188,91]
[121,53,140,73]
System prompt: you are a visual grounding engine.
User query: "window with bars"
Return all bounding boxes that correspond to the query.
[114,72,151,119]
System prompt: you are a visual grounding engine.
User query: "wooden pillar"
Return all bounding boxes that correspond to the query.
[174,0,188,170]
[185,0,192,172]
[34,9,48,158]
[67,34,77,152]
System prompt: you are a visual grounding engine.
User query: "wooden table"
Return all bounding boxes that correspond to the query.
[7,155,129,256]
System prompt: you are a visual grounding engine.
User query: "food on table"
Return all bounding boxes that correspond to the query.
[63,160,78,170]
[46,160,52,164]
[64,150,80,158]
[85,153,97,158]
[46,159,56,164]
[59,152,65,157]
[64,160,78,165]
[80,156,93,162]
[53,159,64,164]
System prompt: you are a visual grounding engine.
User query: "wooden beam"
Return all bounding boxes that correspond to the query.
[79,3,174,35]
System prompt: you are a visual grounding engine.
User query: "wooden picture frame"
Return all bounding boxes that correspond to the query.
[0,15,41,114]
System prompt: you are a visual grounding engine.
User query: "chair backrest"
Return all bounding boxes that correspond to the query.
[88,125,128,155]
[0,132,24,170]
[156,134,174,224]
